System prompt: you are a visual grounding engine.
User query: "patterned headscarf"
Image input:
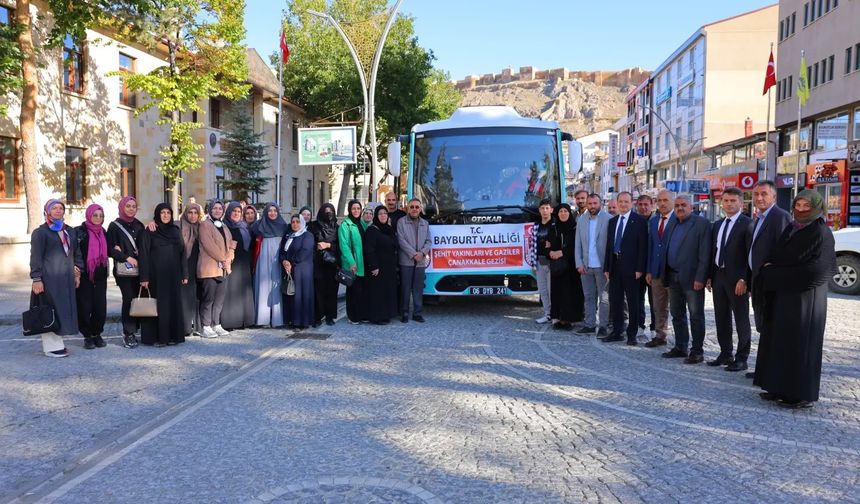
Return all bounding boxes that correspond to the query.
[225,201,251,251]
[792,189,826,226]
[180,203,203,256]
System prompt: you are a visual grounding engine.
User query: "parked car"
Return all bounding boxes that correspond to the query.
[831,228,860,295]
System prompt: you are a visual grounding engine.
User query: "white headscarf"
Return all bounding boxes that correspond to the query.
[283,215,307,251]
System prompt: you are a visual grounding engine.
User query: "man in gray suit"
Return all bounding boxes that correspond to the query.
[660,194,713,364]
[574,193,611,335]
[397,198,432,323]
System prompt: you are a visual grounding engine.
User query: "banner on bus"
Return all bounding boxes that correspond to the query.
[428,223,532,272]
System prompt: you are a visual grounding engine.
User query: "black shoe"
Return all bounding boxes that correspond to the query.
[644,338,667,348]
[600,334,624,343]
[662,348,688,358]
[552,321,572,331]
[726,361,748,372]
[778,399,814,409]
[312,320,323,328]
[759,392,780,401]
[684,353,704,364]
[412,315,425,323]
[84,337,96,350]
[577,326,596,334]
[122,333,138,349]
[626,338,637,346]
[596,327,608,337]
[401,315,409,323]
[93,335,106,348]
[707,354,733,367]
[745,371,755,379]
[325,318,336,326]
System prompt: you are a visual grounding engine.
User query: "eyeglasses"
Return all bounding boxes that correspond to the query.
[408,205,421,209]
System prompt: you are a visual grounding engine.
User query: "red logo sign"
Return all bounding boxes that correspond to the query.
[738,173,758,189]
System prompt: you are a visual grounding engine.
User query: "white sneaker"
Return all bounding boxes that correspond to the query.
[201,326,218,338]
[45,348,69,358]
[213,325,230,337]
[535,315,551,324]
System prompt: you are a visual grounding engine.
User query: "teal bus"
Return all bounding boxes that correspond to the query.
[387,106,583,296]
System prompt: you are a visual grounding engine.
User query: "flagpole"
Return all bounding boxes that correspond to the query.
[794,49,804,198]
[765,42,773,180]
[276,32,284,209]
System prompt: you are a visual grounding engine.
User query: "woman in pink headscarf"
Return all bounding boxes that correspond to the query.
[75,204,109,349]
[106,195,145,348]
[29,199,83,357]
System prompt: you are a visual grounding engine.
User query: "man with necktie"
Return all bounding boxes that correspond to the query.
[644,190,676,347]
[706,187,752,371]
[747,180,791,379]
[603,192,648,345]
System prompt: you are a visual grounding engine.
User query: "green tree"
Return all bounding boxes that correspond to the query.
[0,19,22,117]
[120,0,250,214]
[278,0,460,213]
[215,100,271,201]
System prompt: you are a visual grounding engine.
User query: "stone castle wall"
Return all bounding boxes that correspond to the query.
[455,66,650,90]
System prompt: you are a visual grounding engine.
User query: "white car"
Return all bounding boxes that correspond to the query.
[831,228,860,295]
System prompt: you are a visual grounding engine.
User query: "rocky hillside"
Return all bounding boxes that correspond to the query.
[459,72,647,137]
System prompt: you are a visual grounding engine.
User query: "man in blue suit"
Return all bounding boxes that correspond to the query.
[661,194,712,363]
[644,189,676,348]
[603,192,648,345]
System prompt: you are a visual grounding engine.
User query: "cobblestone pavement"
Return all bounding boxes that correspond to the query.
[1,294,858,503]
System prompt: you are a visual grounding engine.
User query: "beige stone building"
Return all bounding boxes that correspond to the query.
[0,1,326,279]
[648,4,778,186]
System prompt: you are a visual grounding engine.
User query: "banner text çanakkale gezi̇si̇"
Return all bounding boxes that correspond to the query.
[428,224,532,271]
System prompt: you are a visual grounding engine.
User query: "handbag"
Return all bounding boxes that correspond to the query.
[336,268,356,287]
[129,286,157,317]
[114,223,139,277]
[321,249,338,266]
[549,258,570,276]
[282,271,295,296]
[22,292,59,336]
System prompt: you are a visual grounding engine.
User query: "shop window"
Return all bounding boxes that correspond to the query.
[0,137,18,202]
[119,154,136,197]
[118,53,136,107]
[65,147,87,204]
[815,113,849,152]
[63,35,85,94]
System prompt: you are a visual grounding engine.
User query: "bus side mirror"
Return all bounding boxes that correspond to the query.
[567,141,583,174]
[387,141,401,177]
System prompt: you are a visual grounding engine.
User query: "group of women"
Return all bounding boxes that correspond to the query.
[29,195,402,358]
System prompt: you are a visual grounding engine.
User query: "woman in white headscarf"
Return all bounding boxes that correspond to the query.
[279,214,315,329]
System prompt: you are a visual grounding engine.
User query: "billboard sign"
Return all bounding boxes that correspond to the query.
[297,126,357,166]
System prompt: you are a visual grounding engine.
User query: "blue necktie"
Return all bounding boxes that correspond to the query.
[614,216,625,254]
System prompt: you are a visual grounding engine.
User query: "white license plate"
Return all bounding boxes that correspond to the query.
[469,286,508,295]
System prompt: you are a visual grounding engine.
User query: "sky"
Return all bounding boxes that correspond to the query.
[245,0,776,78]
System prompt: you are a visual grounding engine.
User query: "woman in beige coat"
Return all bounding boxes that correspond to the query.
[198,201,236,338]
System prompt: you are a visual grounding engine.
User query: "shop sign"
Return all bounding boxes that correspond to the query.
[655,86,672,106]
[849,170,860,226]
[849,141,860,169]
[777,152,808,174]
[774,173,807,189]
[738,172,758,190]
[806,160,846,185]
[816,122,848,140]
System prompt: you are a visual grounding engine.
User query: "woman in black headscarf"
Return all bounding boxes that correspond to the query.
[339,199,368,324]
[221,202,256,330]
[308,203,340,326]
[755,189,836,409]
[548,203,584,330]
[252,203,288,327]
[139,203,188,347]
[363,205,399,325]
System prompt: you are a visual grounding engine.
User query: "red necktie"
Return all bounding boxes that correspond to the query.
[657,216,666,240]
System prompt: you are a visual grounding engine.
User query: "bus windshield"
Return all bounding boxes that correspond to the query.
[412,128,560,217]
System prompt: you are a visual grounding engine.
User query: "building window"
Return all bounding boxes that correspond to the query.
[815,113,849,152]
[828,55,834,81]
[119,154,136,197]
[817,0,823,17]
[118,53,136,107]
[825,0,830,12]
[291,121,299,151]
[0,6,12,25]
[0,137,18,202]
[306,179,312,207]
[791,12,796,34]
[319,181,325,205]
[854,108,860,140]
[192,110,198,123]
[291,177,298,208]
[210,98,221,129]
[787,75,792,98]
[214,167,224,201]
[687,121,693,140]
[803,2,809,25]
[779,20,784,41]
[62,35,85,93]
[274,112,279,146]
[812,62,819,87]
[855,43,860,71]
[65,147,86,204]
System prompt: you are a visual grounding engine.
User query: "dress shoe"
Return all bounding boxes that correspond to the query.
[706,355,733,367]
[93,335,107,348]
[577,325,596,334]
[325,318,336,326]
[726,361,748,372]
[662,348,688,358]
[600,334,624,343]
[626,338,637,346]
[778,399,814,409]
[400,315,409,323]
[759,392,779,401]
[412,315,425,323]
[684,353,704,364]
[596,327,608,337]
[644,337,667,348]
[312,320,323,328]
[84,337,96,350]
[745,371,755,379]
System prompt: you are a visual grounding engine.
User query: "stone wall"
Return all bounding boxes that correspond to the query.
[455,66,650,90]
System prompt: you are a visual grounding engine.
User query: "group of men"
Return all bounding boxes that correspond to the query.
[562,182,789,374]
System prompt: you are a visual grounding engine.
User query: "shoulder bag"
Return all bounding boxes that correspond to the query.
[336,268,356,287]
[282,271,295,296]
[129,286,157,317]
[114,223,140,277]
[22,292,59,336]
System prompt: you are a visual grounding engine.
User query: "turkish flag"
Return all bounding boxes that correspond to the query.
[279,31,290,64]
[763,49,776,95]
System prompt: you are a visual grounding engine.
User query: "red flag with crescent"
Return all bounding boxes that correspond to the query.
[280,30,290,64]
[763,49,776,95]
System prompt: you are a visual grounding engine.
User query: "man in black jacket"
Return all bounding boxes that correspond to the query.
[747,180,792,378]
[603,192,648,345]
[706,187,752,371]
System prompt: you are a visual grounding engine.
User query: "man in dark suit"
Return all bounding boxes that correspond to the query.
[603,192,648,345]
[645,190,676,347]
[747,180,792,379]
[661,194,712,363]
[706,187,752,371]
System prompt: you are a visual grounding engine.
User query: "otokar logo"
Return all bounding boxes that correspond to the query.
[470,216,502,223]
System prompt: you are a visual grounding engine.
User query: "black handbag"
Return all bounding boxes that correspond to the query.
[321,249,338,265]
[336,268,356,287]
[22,292,59,336]
[549,258,570,276]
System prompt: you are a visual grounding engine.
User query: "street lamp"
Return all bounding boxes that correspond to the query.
[307,0,404,203]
